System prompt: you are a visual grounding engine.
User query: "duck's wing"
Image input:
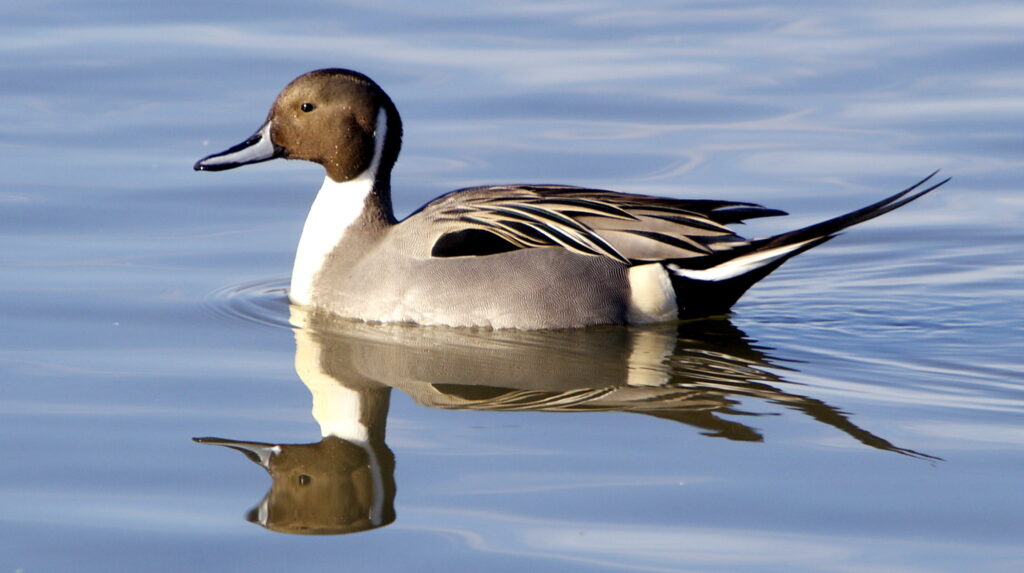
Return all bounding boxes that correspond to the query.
[419,184,786,263]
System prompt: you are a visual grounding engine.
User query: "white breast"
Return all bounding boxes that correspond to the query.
[289,175,375,305]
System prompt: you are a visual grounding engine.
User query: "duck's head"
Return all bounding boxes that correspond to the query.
[194,69,403,185]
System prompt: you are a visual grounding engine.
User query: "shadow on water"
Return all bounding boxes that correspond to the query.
[196,297,937,536]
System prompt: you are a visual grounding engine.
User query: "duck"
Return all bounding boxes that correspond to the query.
[195,68,948,329]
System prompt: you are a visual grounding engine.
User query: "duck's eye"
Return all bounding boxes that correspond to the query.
[300,102,316,113]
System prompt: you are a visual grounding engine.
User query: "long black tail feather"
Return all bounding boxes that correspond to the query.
[668,172,949,318]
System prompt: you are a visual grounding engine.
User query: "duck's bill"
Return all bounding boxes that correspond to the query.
[193,436,277,468]
[193,121,282,171]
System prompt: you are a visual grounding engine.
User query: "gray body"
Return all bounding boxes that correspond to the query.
[310,198,631,328]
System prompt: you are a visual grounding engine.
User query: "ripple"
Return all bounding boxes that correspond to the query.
[205,278,293,329]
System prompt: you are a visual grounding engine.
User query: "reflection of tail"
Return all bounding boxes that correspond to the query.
[411,319,937,459]
[669,172,950,317]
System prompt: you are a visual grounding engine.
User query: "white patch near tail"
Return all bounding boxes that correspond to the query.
[668,239,817,282]
[290,108,388,305]
[627,263,678,324]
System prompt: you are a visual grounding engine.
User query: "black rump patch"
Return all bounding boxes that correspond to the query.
[431,229,521,258]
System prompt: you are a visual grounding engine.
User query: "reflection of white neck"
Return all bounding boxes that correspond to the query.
[294,329,371,442]
[289,108,388,306]
[311,380,370,442]
[293,323,386,525]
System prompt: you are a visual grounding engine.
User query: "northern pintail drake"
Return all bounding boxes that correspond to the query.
[195,68,948,329]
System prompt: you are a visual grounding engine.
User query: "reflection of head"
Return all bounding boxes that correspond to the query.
[195,436,396,535]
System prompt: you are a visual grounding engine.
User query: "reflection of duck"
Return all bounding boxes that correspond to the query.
[196,351,396,535]
[198,308,933,535]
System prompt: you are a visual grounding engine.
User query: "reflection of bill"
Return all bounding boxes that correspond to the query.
[197,307,934,535]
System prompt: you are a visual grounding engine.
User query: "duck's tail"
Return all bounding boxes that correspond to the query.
[666,171,950,318]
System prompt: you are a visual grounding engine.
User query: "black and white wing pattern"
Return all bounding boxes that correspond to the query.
[425,185,786,263]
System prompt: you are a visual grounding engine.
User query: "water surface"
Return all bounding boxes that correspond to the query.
[2,2,1023,572]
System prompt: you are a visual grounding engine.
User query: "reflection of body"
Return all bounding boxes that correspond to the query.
[198,308,933,535]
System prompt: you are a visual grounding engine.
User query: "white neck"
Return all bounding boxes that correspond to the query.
[289,175,374,305]
[289,108,388,306]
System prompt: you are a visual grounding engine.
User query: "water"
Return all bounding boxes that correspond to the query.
[3,1,1023,571]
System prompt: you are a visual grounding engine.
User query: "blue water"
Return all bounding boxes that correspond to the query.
[3,2,1023,572]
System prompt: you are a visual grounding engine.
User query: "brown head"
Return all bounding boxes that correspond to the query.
[194,69,403,185]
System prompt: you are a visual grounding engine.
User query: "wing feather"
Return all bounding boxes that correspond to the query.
[422,184,782,262]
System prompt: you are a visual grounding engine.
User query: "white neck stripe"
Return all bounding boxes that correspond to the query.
[289,108,388,305]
